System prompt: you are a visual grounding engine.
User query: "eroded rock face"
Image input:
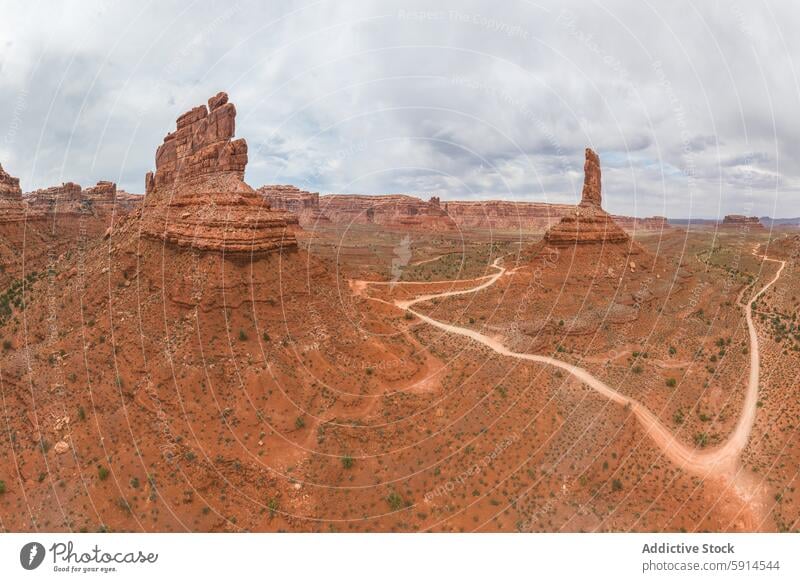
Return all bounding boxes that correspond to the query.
[580,147,602,207]
[544,148,629,246]
[0,163,26,223]
[24,182,85,220]
[443,200,573,230]
[257,185,331,227]
[141,92,298,254]
[319,194,456,230]
[83,181,142,216]
[721,215,764,229]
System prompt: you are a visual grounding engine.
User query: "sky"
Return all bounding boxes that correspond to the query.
[0,0,798,218]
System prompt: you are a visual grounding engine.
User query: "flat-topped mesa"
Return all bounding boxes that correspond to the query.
[319,193,456,231]
[0,163,27,223]
[257,185,331,227]
[721,214,764,229]
[544,148,630,246]
[141,92,298,254]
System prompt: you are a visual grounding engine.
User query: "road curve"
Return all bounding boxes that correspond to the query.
[390,253,785,479]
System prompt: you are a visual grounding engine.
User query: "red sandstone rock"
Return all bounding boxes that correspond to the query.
[319,194,456,231]
[257,185,331,227]
[442,199,573,231]
[0,162,26,223]
[141,92,298,254]
[543,148,629,246]
[580,147,602,207]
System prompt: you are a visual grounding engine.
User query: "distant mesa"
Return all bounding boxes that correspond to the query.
[257,185,331,227]
[543,148,630,246]
[23,180,141,230]
[141,91,298,254]
[721,214,764,229]
[319,193,456,231]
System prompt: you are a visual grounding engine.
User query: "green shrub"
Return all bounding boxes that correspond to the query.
[665,378,677,388]
[386,491,406,511]
[342,455,354,469]
[98,466,110,481]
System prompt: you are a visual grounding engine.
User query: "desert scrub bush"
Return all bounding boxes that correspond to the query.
[341,455,354,469]
[0,480,6,494]
[98,465,110,481]
[386,491,407,511]
[665,378,677,388]
[294,417,305,430]
[238,329,248,341]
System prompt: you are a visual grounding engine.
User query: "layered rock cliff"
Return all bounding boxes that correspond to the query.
[319,194,456,230]
[141,92,298,254]
[721,215,764,229]
[257,185,331,227]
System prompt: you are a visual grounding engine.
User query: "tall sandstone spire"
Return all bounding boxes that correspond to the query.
[141,92,298,254]
[543,148,629,246]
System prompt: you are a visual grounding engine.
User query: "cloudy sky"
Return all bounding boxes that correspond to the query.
[1,0,798,217]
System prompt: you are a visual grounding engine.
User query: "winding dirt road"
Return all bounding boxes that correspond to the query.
[386,251,786,481]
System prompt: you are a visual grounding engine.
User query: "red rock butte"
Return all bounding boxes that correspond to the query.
[141,92,298,254]
[543,148,630,246]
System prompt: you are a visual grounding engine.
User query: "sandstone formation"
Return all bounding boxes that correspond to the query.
[543,148,630,246]
[721,215,764,229]
[141,92,298,254]
[257,185,331,227]
[83,181,142,215]
[24,182,86,221]
[443,200,572,231]
[319,194,456,230]
[0,162,26,223]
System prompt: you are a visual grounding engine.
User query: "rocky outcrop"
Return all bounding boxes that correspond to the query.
[543,148,630,246]
[721,215,764,229]
[83,181,142,216]
[24,182,86,220]
[0,163,26,223]
[257,185,331,227]
[141,92,298,254]
[319,194,456,230]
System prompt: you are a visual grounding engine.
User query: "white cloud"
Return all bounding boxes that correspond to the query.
[0,0,797,217]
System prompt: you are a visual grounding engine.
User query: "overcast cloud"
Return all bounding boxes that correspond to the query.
[1,0,798,217]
